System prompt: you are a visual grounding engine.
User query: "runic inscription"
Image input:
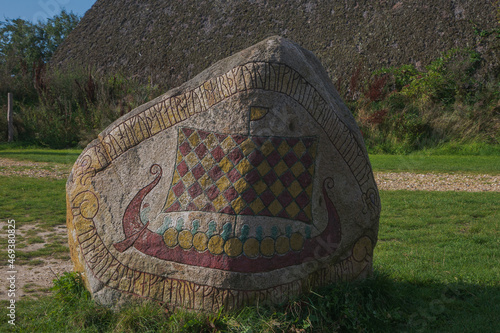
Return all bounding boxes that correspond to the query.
[90,61,374,201]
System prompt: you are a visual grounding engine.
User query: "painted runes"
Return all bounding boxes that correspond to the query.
[163,127,317,223]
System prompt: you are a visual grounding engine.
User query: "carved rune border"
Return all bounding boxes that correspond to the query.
[82,61,377,204]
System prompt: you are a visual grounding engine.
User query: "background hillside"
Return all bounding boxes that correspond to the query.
[2,0,498,150]
[52,0,499,89]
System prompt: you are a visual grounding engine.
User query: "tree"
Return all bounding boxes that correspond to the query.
[0,18,41,75]
[39,10,80,61]
[0,10,80,77]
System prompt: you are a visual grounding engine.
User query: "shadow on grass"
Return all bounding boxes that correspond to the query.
[373,278,500,333]
[1,271,498,332]
[260,272,500,333]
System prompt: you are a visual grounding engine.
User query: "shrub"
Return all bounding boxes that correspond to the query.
[352,43,499,153]
[1,66,163,148]
[51,271,90,302]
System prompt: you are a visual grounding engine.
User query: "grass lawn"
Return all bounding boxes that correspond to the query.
[0,147,498,331]
[0,176,497,331]
[0,147,81,165]
[0,176,68,264]
[369,154,500,174]
[375,191,499,333]
[0,176,66,228]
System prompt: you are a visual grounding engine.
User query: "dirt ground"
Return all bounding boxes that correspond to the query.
[0,157,498,301]
[0,221,73,300]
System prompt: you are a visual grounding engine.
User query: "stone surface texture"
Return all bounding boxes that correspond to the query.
[66,36,381,311]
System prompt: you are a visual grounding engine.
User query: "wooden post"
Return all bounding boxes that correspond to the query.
[7,93,13,142]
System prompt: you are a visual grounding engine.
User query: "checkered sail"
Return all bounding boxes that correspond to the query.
[163,127,317,223]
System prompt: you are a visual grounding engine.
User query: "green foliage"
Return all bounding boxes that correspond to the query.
[410,49,480,104]
[0,10,86,147]
[6,53,165,146]
[0,11,79,74]
[354,44,499,154]
[471,19,500,38]
[2,10,497,151]
[377,48,483,106]
[0,18,42,72]
[1,64,162,147]
[386,64,419,91]
[51,272,90,302]
[0,11,159,148]
[39,11,80,61]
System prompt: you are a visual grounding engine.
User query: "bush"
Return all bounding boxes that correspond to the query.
[1,66,163,148]
[51,271,90,302]
[352,43,499,154]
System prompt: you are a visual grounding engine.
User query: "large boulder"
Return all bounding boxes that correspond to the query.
[66,36,381,312]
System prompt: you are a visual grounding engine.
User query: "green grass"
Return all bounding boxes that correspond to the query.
[13,243,69,262]
[377,191,499,285]
[369,142,500,174]
[26,236,45,244]
[26,259,44,266]
[0,149,498,331]
[0,146,81,165]
[0,176,66,228]
[0,176,68,264]
[376,191,499,333]
[0,189,498,332]
[370,154,500,174]
[413,142,500,156]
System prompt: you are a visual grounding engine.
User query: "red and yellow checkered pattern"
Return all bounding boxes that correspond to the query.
[163,127,317,223]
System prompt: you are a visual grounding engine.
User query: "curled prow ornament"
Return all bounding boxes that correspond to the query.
[113,164,162,252]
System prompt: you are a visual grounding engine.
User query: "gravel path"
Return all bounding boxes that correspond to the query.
[0,158,71,180]
[374,172,499,192]
[1,157,498,192]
